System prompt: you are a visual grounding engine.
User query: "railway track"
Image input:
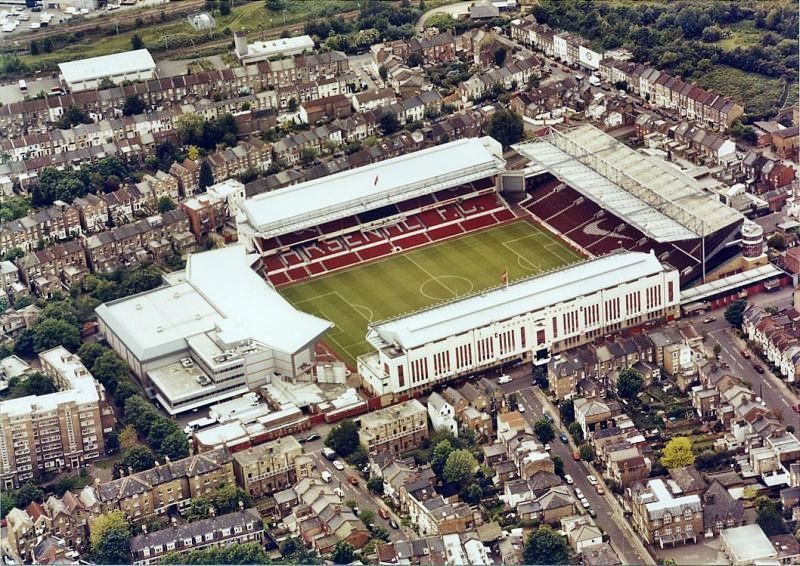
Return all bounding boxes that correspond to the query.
[0,0,206,48]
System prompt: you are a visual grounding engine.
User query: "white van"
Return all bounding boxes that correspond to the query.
[321,470,332,483]
[497,374,512,384]
[183,416,216,435]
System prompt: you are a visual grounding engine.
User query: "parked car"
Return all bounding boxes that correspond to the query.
[498,374,512,384]
[580,498,591,509]
[333,460,345,471]
[544,443,551,452]
[587,475,598,486]
[352,506,360,516]
[741,350,751,359]
[322,447,336,460]
[588,507,597,517]
[389,519,399,529]
[703,316,716,324]
[564,474,574,485]
[595,485,605,495]
[305,432,321,442]
[348,476,359,486]
[559,434,568,444]
[793,404,800,414]
[378,508,389,520]
[334,487,344,498]
[753,364,765,374]
[573,450,580,461]
[574,488,583,499]
[517,404,525,413]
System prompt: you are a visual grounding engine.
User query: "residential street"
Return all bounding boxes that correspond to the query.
[493,370,654,566]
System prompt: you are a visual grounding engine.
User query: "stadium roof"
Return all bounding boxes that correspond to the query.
[58,49,156,84]
[514,124,742,241]
[96,246,331,361]
[680,264,785,304]
[238,137,504,238]
[368,251,666,350]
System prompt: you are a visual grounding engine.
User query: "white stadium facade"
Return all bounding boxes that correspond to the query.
[358,251,681,396]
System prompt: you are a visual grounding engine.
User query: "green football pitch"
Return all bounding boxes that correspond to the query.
[279,220,584,365]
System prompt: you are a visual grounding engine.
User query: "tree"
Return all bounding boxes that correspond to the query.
[360,508,375,527]
[266,0,285,10]
[39,300,78,326]
[568,421,584,443]
[725,300,747,328]
[713,343,722,357]
[300,148,318,166]
[147,418,177,446]
[756,497,786,535]
[218,0,230,15]
[199,161,215,191]
[488,109,524,149]
[14,482,44,509]
[122,95,145,116]
[122,445,156,472]
[280,537,321,564]
[162,542,270,565]
[157,196,176,213]
[325,419,360,457]
[367,476,384,495]
[118,424,139,450]
[161,430,189,459]
[131,34,144,50]
[32,318,80,353]
[523,525,569,565]
[660,437,695,469]
[21,372,56,395]
[533,364,548,388]
[560,399,575,424]
[534,419,555,444]
[287,97,298,112]
[30,40,39,55]
[580,444,595,462]
[767,234,786,251]
[379,112,401,135]
[90,511,131,565]
[701,25,723,42]
[0,493,14,519]
[431,439,454,477]
[617,367,644,399]
[92,351,129,393]
[443,449,477,484]
[493,47,507,66]
[56,104,91,130]
[378,65,388,82]
[407,52,424,67]
[331,541,355,565]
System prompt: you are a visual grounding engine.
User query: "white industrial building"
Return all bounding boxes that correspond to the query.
[58,49,156,92]
[234,32,315,64]
[95,245,331,414]
[358,251,680,396]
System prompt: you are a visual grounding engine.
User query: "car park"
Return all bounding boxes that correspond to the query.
[333,460,345,471]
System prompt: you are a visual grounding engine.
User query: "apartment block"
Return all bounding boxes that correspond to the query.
[232,436,312,498]
[358,399,429,456]
[0,347,112,489]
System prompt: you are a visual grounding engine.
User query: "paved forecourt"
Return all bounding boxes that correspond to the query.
[279,220,583,365]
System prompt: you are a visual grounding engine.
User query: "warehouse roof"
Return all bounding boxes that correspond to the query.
[59,49,156,84]
[368,252,668,350]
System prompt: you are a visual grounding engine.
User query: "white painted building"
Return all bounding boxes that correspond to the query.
[358,252,680,397]
[427,391,458,437]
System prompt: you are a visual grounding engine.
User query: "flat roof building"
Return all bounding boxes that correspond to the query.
[96,245,331,414]
[58,49,156,92]
[234,32,315,64]
[720,524,777,565]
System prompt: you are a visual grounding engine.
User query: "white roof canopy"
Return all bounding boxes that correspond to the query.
[239,137,504,238]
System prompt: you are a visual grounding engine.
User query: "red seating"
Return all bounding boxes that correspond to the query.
[279,228,320,247]
[288,266,310,280]
[263,254,284,273]
[307,262,326,275]
[429,223,464,240]
[395,233,430,249]
[358,242,392,261]
[323,253,360,271]
[461,215,495,232]
[282,251,305,266]
[269,272,290,286]
[494,209,515,222]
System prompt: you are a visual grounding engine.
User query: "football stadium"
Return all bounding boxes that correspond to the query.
[279,220,583,365]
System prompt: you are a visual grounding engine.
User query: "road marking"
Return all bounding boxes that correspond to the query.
[782,398,789,406]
